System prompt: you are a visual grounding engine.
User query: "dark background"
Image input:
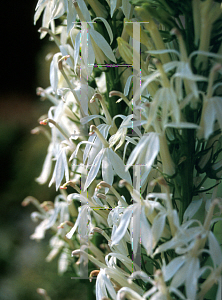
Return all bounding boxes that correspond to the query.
[0,1,94,299]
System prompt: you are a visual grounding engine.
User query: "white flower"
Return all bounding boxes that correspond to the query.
[85,147,132,191]
[128,270,186,300]
[45,235,66,263]
[126,132,160,187]
[66,205,92,240]
[27,195,69,241]
[117,287,144,300]
[110,191,161,256]
[49,146,69,190]
[35,144,53,185]
[109,114,134,151]
[163,255,200,300]
[96,269,117,300]
[198,94,222,140]
[197,64,222,140]
[71,124,132,190]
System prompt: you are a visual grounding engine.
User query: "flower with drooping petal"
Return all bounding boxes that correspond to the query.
[126,132,160,185]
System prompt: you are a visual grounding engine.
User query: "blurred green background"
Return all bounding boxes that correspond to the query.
[0,1,95,299]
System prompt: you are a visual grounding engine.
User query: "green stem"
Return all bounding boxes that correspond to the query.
[105,68,125,123]
[179,128,195,222]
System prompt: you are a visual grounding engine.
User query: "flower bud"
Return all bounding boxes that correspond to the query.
[117,37,133,65]
[159,134,175,176]
[124,19,155,51]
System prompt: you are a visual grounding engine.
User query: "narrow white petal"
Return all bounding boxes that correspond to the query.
[110,0,118,16]
[183,199,203,222]
[208,231,222,267]
[54,151,65,190]
[73,31,80,73]
[67,0,76,33]
[108,149,132,184]
[62,148,69,182]
[90,29,117,63]
[185,258,199,300]
[102,149,114,188]
[171,263,186,288]
[103,269,117,299]
[111,207,132,246]
[93,17,113,44]
[50,52,61,93]
[152,213,166,248]
[77,0,91,22]
[84,149,105,190]
[35,144,53,184]
[140,208,152,255]
[96,270,108,300]
[66,209,81,239]
[131,204,141,255]
[126,137,146,169]
[162,256,186,282]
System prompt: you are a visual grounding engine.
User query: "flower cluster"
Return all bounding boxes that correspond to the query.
[24,0,222,299]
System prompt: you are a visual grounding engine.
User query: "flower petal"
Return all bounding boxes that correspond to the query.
[84,148,105,190]
[108,149,132,184]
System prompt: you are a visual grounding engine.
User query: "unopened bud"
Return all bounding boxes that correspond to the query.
[96,193,106,200]
[117,37,133,65]
[39,119,48,125]
[57,221,74,229]
[97,181,111,189]
[89,270,100,280]
[60,185,67,190]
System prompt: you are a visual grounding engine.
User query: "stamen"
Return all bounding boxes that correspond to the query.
[92,227,111,242]
[57,221,74,229]
[153,59,170,88]
[98,181,127,206]
[90,125,109,148]
[60,180,81,193]
[109,91,131,107]
[96,193,107,200]
[71,249,106,268]
[89,270,100,282]
[57,57,85,117]
[39,118,72,146]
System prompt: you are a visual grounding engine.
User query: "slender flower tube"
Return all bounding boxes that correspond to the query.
[159,133,175,177]
[124,18,155,51]
[134,6,171,65]
[196,0,222,69]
